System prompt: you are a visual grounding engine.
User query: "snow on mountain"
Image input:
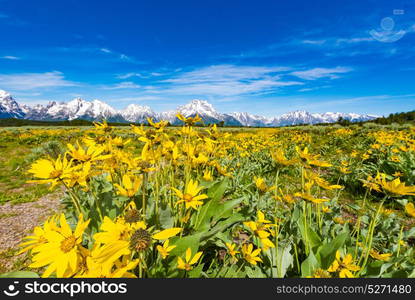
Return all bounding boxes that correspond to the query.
[121,104,155,123]
[270,110,316,126]
[177,99,221,119]
[62,98,118,121]
[0,90,378,126]
[0,90,27,118]
[229,112,270,127]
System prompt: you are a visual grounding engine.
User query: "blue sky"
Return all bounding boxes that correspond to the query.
[0,0,414,117]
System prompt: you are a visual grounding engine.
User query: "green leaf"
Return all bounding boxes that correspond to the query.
[276,244,293,278]
[212,198,243,223]
[246,265,266,278]
[301,251,320,277]
[195,179,229,230]
[0,271,40,278]
[201,213,244,241]
[169,233,202,257]
[188,264,204,278]
[159,204,174,229]
[317,231,348,269]
[297,216,321,250]
[208,179,229,202]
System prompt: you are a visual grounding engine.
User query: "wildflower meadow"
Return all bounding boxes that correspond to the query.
[1,117,415,278]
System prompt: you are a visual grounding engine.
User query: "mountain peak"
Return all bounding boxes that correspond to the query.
[177,99,219,118]
[0,90,12,99]
[0,92,378,126]
[0,90,26,118]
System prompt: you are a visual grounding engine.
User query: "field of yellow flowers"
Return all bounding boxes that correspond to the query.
[1,116,415,278]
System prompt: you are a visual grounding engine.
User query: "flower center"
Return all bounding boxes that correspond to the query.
[60,235,77,253]
[79,154,91,161]
[50,169,63,178]
[183,193,193,202]
[130,229,151,252]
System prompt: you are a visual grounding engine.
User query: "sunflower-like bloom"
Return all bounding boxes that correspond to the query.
[241,243,262,265]
[176,113,202,126]
[361,175,381,192]
[93,120,113,133]
[294,192,329,204]
[379,177,415,197]
[225,243,239,262]
[327,251,360,278]
[275,188,296,204]
[271,149,297,166]
[18,215,60,254]
[108,136,131,149]
[77,247,139,278]
[94,216,181,266]
[296,146,332,168]
[254,176,275,193]
[156,239,176,259]
[66,162,91,188]
[339,167,352,174]
[172,179,208,210]
[67,142,111,163]
[114,174,142,198]
[177,248,203,271]
[28,154,76,189]
[305,171,343,190]
[147,117,169,131]
[28,213,90,278]
[405,203,415,217]
[309,268,331,278]
[296,146,316,161]
[202,169,213,181]
[308,159,333,168]
[369,250,392,262]
[244,211,275,251]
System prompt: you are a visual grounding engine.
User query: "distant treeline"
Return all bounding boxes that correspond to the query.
[371,110,415,125]
[0,110,414,128]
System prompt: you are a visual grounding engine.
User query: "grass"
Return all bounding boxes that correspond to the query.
[0,248,30,273]
[0,141,51,205]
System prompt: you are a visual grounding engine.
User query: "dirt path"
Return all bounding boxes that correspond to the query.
[0,193,62,272]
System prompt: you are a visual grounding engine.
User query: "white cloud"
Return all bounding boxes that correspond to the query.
[290,66,352,80]
[0,71,77,90]
[155,64,300,97]
[100,48,112,53]
[336,37,375,44]
[163,65,290,84]
[102,81,141,90]
[302,39,326,45]
[117,72,139,79]
[120,54,130,60]
[1,56,20,60]
[116,72,155,79]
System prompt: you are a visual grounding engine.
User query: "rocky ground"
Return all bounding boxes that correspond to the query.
[0,192,62,273]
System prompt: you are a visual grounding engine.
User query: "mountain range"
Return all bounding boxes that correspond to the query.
[0,90,378,127]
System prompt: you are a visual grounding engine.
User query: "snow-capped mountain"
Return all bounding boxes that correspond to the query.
[0,90,26,119]
[0,89,378,126]
[121,104,154,123]
[267,110,377,126]
[171,99,242,125]
[229,112,271,127]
